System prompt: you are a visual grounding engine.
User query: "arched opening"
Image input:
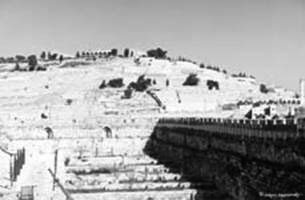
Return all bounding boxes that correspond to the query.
[45,127,54,139]
[104,126,112,138]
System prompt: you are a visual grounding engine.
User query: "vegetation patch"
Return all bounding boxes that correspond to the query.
[183,73,199,86]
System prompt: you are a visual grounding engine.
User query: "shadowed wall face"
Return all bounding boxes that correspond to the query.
[145,119,305,200]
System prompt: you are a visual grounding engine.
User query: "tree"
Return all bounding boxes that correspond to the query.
[15,55,26,62]
[47,52,58,60]
[260,84,268,94]
[183,74,199,86]
[99,80,107,89]
[51,53,58,60]
[76,52,80,58]
[28,55,37,71]
[207,80,219,90]
[40,51,46,60]
[59,55,64,63]
[128,75,152,92]
[123,48,130,57]
[108,78,124,88]
[47,52,52,60]
[6,57,15,63]
[14,62,20,71]
[199,63,205,68]
[110,49,118,56]
[146,48,167,59]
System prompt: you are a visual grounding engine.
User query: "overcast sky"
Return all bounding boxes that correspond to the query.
[0,0,304,90]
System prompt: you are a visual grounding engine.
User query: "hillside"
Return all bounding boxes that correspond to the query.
[0,54,298,134]
[0,51,300,199]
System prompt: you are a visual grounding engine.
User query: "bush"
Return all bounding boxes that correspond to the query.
[146,48,167,59]
[183,74,199,86]
[207,80,219,90]
[108,78,124,88]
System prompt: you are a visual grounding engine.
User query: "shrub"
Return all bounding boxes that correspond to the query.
[146,48,167,59]
[199,63,205,68]
[183,74,199,86]
[108,78,124,88]
[207,80,219,90]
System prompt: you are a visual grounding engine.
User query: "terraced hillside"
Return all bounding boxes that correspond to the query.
[0,56,298,200]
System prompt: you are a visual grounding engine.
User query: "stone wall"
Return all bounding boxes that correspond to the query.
[145,117,305,200]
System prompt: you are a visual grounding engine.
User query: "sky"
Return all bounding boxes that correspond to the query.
[0,0,304,90]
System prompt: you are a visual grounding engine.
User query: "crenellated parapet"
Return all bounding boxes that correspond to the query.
[157,117,303,140]
[149,117,305,199]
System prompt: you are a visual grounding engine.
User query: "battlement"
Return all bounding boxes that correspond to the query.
[150,116,305,199]
[157,117,305,140]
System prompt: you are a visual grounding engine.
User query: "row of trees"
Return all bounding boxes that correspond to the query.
[0,52,64,64]
[200,63,227,74]
[232,72,255,79]
[237,99,300,106]
[40,51,64,62]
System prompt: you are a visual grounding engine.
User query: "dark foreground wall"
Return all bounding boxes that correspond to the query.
[144,118,305,200]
